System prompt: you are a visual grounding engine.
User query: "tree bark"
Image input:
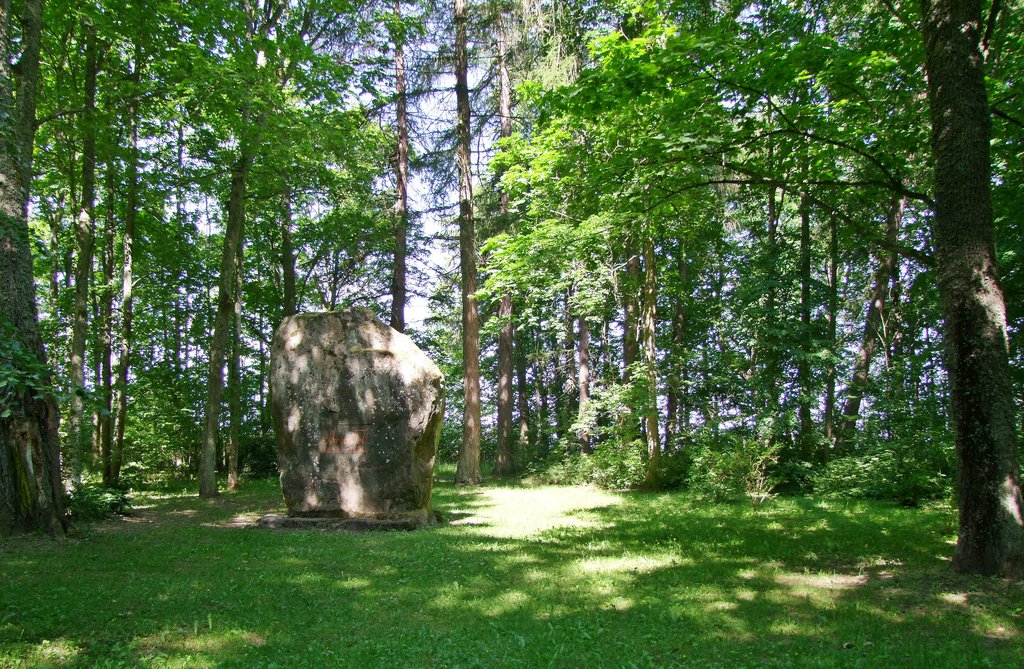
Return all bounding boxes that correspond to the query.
[797,190,813,459]
[577,315,591,453]
[494,295,515,475]
[493,10,515,476]
[665,244,686,450]
[280,183,296,319]
[111,96,138,487]
[67,19,99,488]
[834,197,903,454]
[515,327,532,454]
[99,168,114,484]
[199,152,250,498]
[453,0,481,485]
[921,0,1024,576]
[640,236,661,487]
[389,0,409,333]
[227,244,242,492]
[622,250,640,382]
[822,214,839,461]
[0,0,66,536]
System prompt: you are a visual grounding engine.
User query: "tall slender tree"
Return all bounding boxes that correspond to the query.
[67,17,99,486]
[454,0,481,484]
[493,7,516,476]
[389,0,409,333]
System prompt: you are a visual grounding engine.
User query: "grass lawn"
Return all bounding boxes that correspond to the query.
[2,474,1021,668]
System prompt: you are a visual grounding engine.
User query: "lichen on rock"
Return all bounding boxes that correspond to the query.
[269,308,444,527]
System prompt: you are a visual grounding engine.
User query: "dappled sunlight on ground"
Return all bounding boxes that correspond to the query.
[445,485,621,538]
[2,479,1022,668]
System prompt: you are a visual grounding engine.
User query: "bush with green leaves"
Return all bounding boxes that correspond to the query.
[66,481,132,520]
[687,429,780,504]
[0,320,60,418]
[813,449,951,506]
[525,449,596,486]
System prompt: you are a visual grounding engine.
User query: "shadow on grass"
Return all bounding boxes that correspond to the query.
[1,480,1020,669]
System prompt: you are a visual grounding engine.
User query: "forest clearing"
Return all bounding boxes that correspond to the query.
[2,475,1022,668]
[2,2,1024,664]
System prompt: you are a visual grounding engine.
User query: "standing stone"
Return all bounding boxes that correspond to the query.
[269,308,444,527]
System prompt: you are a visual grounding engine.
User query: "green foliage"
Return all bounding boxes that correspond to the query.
[814,449,952,507]
[66,480,132,521]
[240,435,277,479]
[688,430,781,505]
[525,450,596,486]
[0,322,59,418]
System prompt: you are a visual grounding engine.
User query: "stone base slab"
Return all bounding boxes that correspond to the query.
[255,513,440,532]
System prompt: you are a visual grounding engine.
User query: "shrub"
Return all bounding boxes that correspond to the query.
[813,449,951,506]
[688,432,780,505]
[589,438,647,489]
[67,481,132,520]
[526,450,596,486]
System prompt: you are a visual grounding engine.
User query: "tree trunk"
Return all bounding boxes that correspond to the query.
[577,315,591,453]
[534,350,549,456]
[389,0,409,332]
[762,183,780,415]
[797,190,813,458]
[559,295,577,442]
[665,244,686,451]
[834,197,904,454]
[227,245,242,492]
[493,10,515,476]
[0,0,66,536]
[67,19,99,488]
[199,152,250,498]
[822,214,839,462]
[280,183,296,319]
[453,0,481,485]
[111,96,138,487]
[622,249,640,381]
[99,168,114,484]
[921,0,1024,576]
[640,236,661,488]
[494,295,515,475]
[515,327,532,455]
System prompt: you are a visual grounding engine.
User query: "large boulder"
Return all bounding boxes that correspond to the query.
[268,308,444,527]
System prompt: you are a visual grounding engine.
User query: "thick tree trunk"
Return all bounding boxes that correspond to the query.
[453,0,481,485]
[0,0,66,536]
[67,19,99,487]
[199,153,250,498]
[389,0,408,333]
[834,197,903,454]
[921,0,1024,576]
